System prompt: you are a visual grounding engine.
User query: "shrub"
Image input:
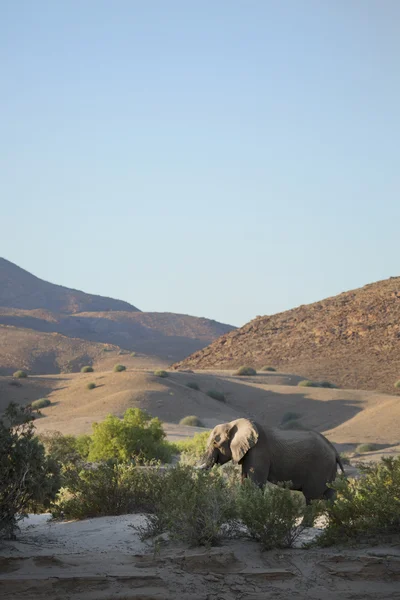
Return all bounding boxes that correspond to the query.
[53,461,166,520]
[175,430,211,465]
[86,382,96,390]
[280,420,306,430]
[298,380,317,387]
[38,431,90,466]
[0,404,60,538]
[88,408,175,464]
[316,457,400,546]
[114,364,126,372]
[356,443,380,453]
[395,380,400,389]
[262,366,276,372]
[139,465,237,546]
[179,416,205,427]
[318,381,337,388]
[237,479,316,550]
[340,453,351,465]
[186,381,200,391]
[206,389,226,402]
[130,352,136,357]
[234,366,257,376]
[31,398,51,410]
[81,366,94,373]
[13,370,27,378]
[154,370,168,378]
[281,412,301,425]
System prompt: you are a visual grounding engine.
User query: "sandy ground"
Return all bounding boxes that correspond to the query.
[1,513,400,600]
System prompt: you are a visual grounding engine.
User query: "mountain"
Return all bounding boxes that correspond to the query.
[173,277,400,394]
[0,258,139,313]
[0,258,235,372]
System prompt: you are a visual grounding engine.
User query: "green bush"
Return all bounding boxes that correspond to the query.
[86,382,96,390]
[13,370,27,378]
[298,380,317,387]
[130,352,137,357]
[298,379,336,389]
[154,370,168,378]
[88,408,175,464]
[318,381,337,388]
[206,389,226,402]
[139,465,237,546]
[394,380,400,389]
[53,461,166,520]
[237,479,316,550]
[38,431,90,466]
[316,457,400,546]
[114,364,127,372]
[175,431,211,465]
[186,381,200,391]
[356,443,380,453]
[0,404,60,538]
[81,366,94,373]
[234,366,257,376]
[31,398,51,410]
[340,453,351,465]
[262,366,276,372]
[179,416,204,427]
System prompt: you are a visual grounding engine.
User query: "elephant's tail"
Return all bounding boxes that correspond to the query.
[336,453,345,475]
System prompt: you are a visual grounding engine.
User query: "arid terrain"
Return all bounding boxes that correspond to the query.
[0,258,235,371]
[174,276,400,394]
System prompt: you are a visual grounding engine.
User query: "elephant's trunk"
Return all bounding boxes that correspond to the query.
[195,447,218,470]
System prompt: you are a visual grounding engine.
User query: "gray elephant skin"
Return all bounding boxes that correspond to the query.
[198,418,345,504]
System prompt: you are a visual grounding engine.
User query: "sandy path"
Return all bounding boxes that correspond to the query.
[1,514,400,600]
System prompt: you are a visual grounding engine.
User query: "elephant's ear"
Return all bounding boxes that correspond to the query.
[229,419,259,463]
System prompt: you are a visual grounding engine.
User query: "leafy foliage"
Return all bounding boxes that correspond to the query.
[0,404,60,539]
[394,380,400,389]
[31,398,51,409]
[316,457,400,546]
[186,381,200,391]
[179,416,205,427]
[13,370,27,378]
[281,412,301,425]
[175,431,210,465]
[298,380,317,387]
[206,389,226,402]
[88,408,175,464]
[262,366,276,372]
[154,370,168,378]
[356,443,380,453]
[114,364,126,372]
[81,366,94,373]
[86,382,96,390]
[237,480,316,549]
[234,366,257,376]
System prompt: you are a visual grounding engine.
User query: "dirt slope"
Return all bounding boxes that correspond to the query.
[173,276,400,394]
[0,257,139,313]
[2,368,399,452]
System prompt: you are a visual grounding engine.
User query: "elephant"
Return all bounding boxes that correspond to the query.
[197,418,345,505]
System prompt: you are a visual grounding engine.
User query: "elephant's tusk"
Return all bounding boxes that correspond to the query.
[194,463,208,470]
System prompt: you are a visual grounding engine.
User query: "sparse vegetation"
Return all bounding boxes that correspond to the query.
[0,404,60,539]
[86,382,96,390]
[318,381,337,389]
[234,366,257,376]
[130,352,136,357]
[281,412,301,425]
[113,364,126,372]
[339,453,351,465]
[179,416,205,427]
[13,370,27,378]
[175,430,210,464]
[81,366,94,373]
[395,380,400,389]
[356,443,380,453]
[186,381,200,391]
[154,370,168,378]
[316,457,400,546]
[262,366,276,372]
[31,398,51,410]
[206,389,226,402]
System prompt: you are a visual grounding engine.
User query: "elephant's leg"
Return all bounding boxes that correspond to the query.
[300,496,316,527]
[323,487,336,503]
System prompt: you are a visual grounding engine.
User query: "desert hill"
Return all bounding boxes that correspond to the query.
[173,277,400,394]
[0,259,235,371]
[0,257,139,313]
[2,368,399,454]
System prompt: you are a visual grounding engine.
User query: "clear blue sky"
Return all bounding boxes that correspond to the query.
[1,1,399,326]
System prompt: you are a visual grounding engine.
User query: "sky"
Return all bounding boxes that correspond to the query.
[1,1,399,326]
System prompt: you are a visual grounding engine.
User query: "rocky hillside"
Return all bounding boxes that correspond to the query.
[0,258,139,313]
[0,259,235,371]
[173,277,400,394]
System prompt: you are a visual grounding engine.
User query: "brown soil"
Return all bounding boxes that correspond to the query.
[173,276,400,394]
